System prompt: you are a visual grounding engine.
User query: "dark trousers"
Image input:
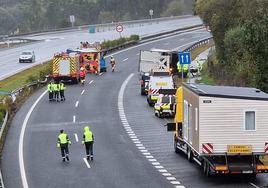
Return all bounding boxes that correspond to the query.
[54,91,59,101]
[60,90,65,100]
[60,144,69,158]
[85,142,93,156]
[49,92,53,101]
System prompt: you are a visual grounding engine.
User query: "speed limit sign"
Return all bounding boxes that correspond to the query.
[116,24,123,33]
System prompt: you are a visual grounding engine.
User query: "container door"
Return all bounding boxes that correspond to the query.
[188,104,193,144]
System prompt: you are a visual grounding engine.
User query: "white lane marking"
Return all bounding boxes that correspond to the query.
[170,181,181,185]
[249,182,260,188]
[74,133,79,142]
[75,101,79,108]
[19,90,47,188]
[140,150,148,152]
[73,115,76,123]
[123,58,129,62]
[159,169,168,173]
[167,177,176,181]
[99,72,103,76]
[83,158,91,168]
[89,80,94,85]
[81,90,85,95]
[118,73,186,187]
[175,186,185,188]
[162,173,172,176]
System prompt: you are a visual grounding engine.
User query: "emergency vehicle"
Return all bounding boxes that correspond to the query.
[147,74,174,106]
[154,89,176,118]
[52,52,80,83]
[167,84,268,176]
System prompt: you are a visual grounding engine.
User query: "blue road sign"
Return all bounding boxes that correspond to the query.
[178,52,191,64]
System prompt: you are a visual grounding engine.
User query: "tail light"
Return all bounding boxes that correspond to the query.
[215,165,228,171]
[256,165,268,170]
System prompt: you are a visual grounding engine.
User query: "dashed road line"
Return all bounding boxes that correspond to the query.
[83,158,91,168]
[74,133,79,142]
[123,58,129,62]
[249,182,260,188]
[81,90,85,95]
[73,115,76,123]
[118,73,185,187]
[75,101,79,108]
[89,80,94,85]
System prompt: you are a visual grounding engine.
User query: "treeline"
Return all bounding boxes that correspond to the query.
[195,0,268,91]
[0,0,194,35]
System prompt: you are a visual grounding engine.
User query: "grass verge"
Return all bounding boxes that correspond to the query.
[0,61,51,93]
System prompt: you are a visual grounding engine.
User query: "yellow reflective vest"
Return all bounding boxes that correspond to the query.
[83,126,94,142]
[59,83,66,91]
[47,83,53,92]
[58,133,70,144]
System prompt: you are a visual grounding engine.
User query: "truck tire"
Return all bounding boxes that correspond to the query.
[187,148,193,163]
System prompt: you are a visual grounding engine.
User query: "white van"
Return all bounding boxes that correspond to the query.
[147,75,174,106]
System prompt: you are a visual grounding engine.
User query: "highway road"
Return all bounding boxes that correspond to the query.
[0,16,202,81]
[2,28,268,188]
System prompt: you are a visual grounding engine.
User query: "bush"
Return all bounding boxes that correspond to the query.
[101,34,140,49]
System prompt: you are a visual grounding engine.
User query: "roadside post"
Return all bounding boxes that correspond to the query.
[149,9,154,20]
[178,51,191,83]
[116,24,123,38]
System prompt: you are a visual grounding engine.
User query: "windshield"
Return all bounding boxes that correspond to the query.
[162,97,170,103]
[22,52,32,55]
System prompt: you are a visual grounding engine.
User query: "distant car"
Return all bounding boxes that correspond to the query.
[19,51,35,63]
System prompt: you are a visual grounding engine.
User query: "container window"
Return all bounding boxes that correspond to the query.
[245,111,255,131]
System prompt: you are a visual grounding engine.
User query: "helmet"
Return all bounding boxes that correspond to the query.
[80,67,85,71]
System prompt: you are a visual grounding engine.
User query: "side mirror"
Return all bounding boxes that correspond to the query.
[166,123,176,132]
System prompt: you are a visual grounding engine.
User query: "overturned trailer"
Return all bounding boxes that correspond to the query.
[167,84,268,176]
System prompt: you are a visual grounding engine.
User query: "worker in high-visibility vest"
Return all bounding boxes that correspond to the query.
[53,82,60,102]
[47,81,54,101]
[57,129,71,162]
[177,61,189,78]
[59,81,66,101]
[82,126,94,161]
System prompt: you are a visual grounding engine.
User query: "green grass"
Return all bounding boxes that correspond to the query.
[191,42,214,61]
[0,61,51,93]
[196,63,217,85]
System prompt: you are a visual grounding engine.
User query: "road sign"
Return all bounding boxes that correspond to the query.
[116,24,123,33]
[178,52,191,64]
[69,15,75,27]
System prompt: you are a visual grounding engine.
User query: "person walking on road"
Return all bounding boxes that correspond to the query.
[110,56,116,72]
[82,126,94,161]
[57,129,71,162]
[47,81,54,101]
[59,81,66,101]
[53,81,60,102]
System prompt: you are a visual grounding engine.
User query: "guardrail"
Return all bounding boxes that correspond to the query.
[8,15,194,38]
[183,37,214,52]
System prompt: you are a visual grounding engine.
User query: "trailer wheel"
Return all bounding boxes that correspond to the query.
[187,149,193,163]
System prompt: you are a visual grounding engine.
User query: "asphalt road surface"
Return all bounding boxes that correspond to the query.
[0,16,202,81]
[3,29,268,188]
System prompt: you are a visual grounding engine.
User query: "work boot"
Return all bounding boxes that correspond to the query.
[87,156,90,160]
[62,158,65,162]
[90,155,93,161]
[66,155,69,161]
